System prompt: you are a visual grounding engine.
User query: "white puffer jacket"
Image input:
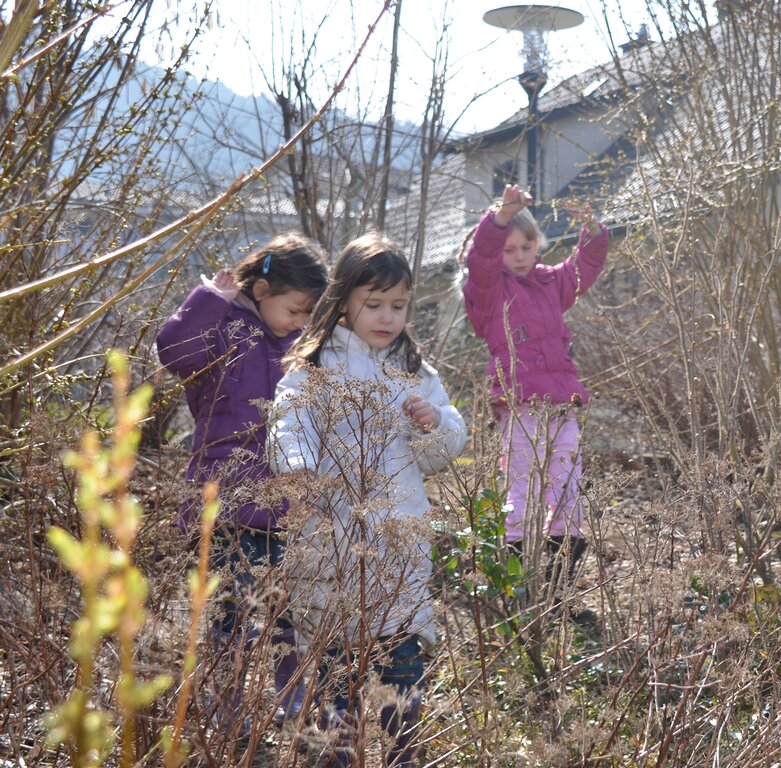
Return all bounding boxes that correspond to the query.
[270,324,467,651]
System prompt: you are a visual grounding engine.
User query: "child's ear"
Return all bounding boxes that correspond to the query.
[252,279,271,302]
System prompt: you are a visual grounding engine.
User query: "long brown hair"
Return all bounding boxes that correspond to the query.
[284,231,422,373]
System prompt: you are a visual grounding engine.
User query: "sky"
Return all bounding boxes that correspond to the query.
[117,0,714,135]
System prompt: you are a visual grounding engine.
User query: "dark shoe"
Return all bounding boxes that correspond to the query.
[380,692,422,768]
[568,606,599,628]
[272,702,306,729]
[318,707,356,768]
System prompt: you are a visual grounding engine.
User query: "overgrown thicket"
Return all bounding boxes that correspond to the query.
[559,4,781,766]
[2,1,781,767]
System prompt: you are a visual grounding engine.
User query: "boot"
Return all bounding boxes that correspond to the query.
[545,536,597,626]
[545,535,587,584]
[319,707,356,768]
[380,693,422,768]
[272,623,306,726]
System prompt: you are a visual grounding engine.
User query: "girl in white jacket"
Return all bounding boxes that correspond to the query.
[270,231,466,768]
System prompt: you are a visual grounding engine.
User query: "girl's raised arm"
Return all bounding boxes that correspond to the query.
[495,184,533,227]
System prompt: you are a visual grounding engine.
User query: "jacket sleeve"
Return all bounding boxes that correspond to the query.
[412,363,467,475]
[462,211,508,339]
[554,223,609,311]
[155,285,232,377]
[268,368,320,476]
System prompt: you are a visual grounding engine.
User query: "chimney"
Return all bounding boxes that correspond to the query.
[716,0,756,18]
[619,23,651,55]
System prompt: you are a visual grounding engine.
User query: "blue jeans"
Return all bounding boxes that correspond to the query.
[211,526,293,638]
[320,633,425,711]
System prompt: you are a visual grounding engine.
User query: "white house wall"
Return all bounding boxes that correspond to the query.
[540,108,626,199]
[459,105,628,217]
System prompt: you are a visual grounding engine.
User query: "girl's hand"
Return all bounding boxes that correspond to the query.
[495,184,533,226]
[201,268,239,302]
[403,395,439,432]
[560,200,600,236]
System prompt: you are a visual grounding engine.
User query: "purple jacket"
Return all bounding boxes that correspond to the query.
[463,211,609,406]
[156,285,295,530]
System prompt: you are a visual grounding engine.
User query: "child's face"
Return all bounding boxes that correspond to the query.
[344,280,411,350]
[502,227,539,277]
[255,286,318,337]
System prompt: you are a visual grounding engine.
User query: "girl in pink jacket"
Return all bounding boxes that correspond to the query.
[463,185,609,618]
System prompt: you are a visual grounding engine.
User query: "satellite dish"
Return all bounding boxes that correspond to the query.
[483,5,584,34]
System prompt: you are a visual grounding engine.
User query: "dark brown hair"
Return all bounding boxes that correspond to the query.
[233,232,328,302]
[284,231,422,373]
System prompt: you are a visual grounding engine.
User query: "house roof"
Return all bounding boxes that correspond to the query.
[384,152,471,273]
[594,13,768,230]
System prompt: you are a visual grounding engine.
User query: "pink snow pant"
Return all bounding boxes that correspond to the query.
[499,407,584,543]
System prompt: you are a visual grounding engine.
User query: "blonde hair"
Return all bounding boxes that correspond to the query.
[508,207,549,250]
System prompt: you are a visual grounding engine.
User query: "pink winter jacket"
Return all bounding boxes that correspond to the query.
[463,210,609,406]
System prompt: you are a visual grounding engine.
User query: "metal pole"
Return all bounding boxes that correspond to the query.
[519,70,546,206]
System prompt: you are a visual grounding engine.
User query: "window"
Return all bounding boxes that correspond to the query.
[492,160,518,197]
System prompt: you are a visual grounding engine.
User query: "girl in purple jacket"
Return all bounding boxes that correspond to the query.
[463,185,609,620]
[156,233,327,733]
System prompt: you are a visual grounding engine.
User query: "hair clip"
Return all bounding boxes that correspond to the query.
[262,253,272,275]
